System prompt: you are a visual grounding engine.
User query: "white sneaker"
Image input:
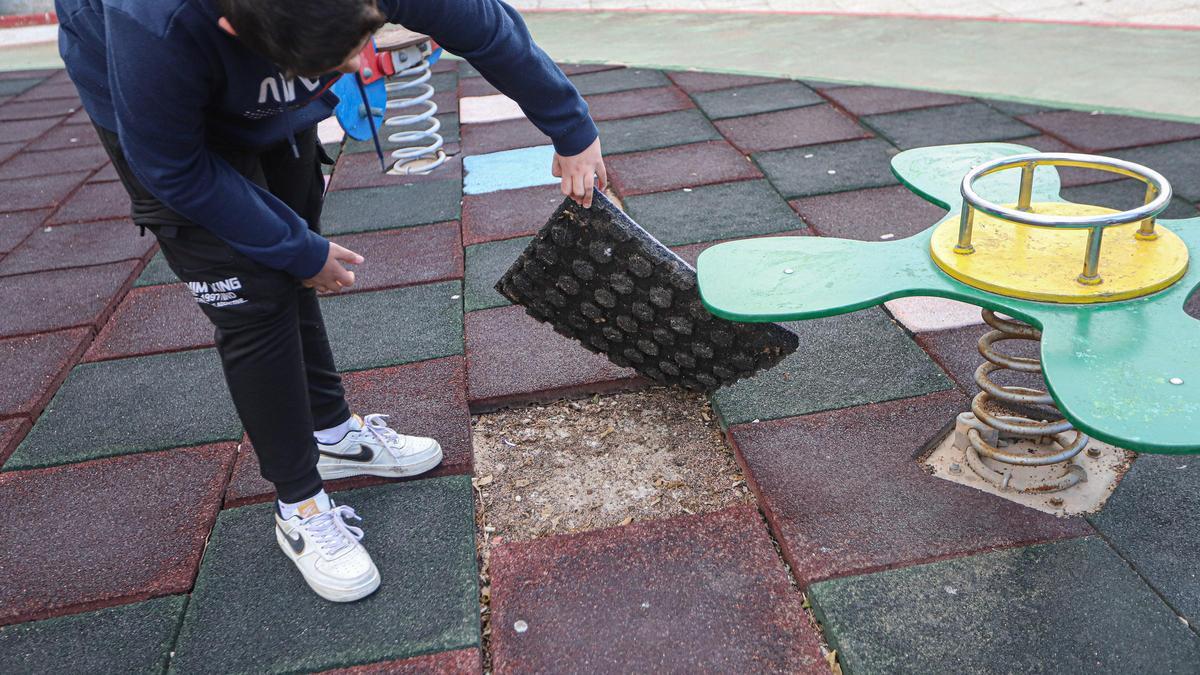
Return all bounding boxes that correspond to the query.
[316,413,443,480]
[275,500,381,602]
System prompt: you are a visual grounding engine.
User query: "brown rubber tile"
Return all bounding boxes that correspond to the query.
[821,86,969,116]
[0,218,152,276]
[86,162,119,183]
[715,104,870,154]
[0,418,31,466]
[460,183,564,246]
[12,79,80,102]
[0,141,22,164]
[0,261,137,338]
[24,123,101,151]
[0,208,49,254]
[914,324,1041,397]
[489,506,826,673]
[84,283,212,362]
[0,327,91,419]
[223,356,474,507]
[0,143,108,181]
[0,98,78,122]
[330,222,463,293]
[0,443,236,626]
[584,86,694,122]
[0,171,89,213]
[665,70,781,93]
[460,116,546,155]
[47,180,131,225]
[0,116,59,144]
[727,390,1093,587]
[458,76,500,98]
[788,184,948,240]
[328,152,464,192]
[607,140,761,197]
[1018,110,1200,153]
[322,647,483,674]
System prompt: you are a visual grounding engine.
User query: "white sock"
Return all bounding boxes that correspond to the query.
[314,415,361,445]
[278,489,332,520]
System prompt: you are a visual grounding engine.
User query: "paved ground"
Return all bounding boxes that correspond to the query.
[1,57,1199,673]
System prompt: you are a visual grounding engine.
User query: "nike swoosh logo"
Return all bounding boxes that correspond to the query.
[278,525,305,555]
[318,444,374,462]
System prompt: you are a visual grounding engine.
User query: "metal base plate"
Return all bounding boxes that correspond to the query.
[496,193,799,393]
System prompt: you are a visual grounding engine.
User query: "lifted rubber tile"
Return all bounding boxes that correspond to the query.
[171,477,480,674]
[0,171,88,213]
[7,349,241,470]
[320,281,463,372]
[596,109,721,155]
[133,251,178,287]
[0,144,108,181]
[715,104,869,154]
[0,218,151,276]
[489,506,825,673]
[692,81,822,120]
[0,327,90,419]
[0,445,234,624]
[47,181,131,225]
[324,648,482,674]
[808,538,1200,673]
[584,86,693,122]
[0,260,137,338]
[1019,110,1200,153]
[624,179,801,246]
[822,86,968,116]
[0,208,50,254]
[0,596,186,672]
[322,181,461,235]
[755,138,899,199]
[567,67,669,96]
[461,183,564,246]
[331,222,462,293]
[863,102,1035,150]
[606,140,761,197]
[460,116,545,155]
[223,357,474,507]
[665,70,781,93]
[464,236,532,312]
[84,284,212,362]
[788,184,946,240]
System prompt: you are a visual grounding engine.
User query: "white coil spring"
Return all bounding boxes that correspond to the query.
[382,46,447,175]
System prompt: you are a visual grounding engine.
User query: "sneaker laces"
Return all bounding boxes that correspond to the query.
[301,505,364,558]
[361,413,409,458]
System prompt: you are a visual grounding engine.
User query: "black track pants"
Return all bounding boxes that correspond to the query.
[95,123,347,502]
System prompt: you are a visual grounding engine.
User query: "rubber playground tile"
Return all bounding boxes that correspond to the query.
[0,419,30,466]
[557,63,623,77]
[457,75,500,98]
[715,104,870,154]
[692,81,823,120]
[463,145,559,196]
[884,296,985,333]
[0,115,58,144]
[822,85,969,116]
[0,141,22,165]
[808,537,1200,673]
[341,113,460,154]
[754,138,900,199]
[459,93,524,124]
[428,71,458,97]
[980,98,1057,116]
[0,208,49,254]
[320,281,464,372]
[914,324,1041,397]
[223,356,474,506]
[171,477,480,674]
[568,67,670,96]
[665,70,781,93]
[1088,455,1200,625]
[0,218,151,276]
[1006,134,1122,188]
[0,143,108,180]
[0,77,44,98]
[1018,110,1200,153]
[0,260,137,338]
[0,327,91,419]
[489,506,825,673]
[460,116,546,155]
[0,170,88,213]
[328,152,463,192]
[461,183,564,246]
[84,284,212,362]
[465,304,642,410]
[606,140,761,197]
[863,102,1036,150]
[0,444,235,625]
[595,109,722,155]
[669,229,809,268]
[24,122,101,151]
[47,180,131,225]
[584,85,694,122]
[623,179,802,247]
[133,251,178,287]
[1062,179,1199,220]
[321,181,462,235]
[464,236,531,312]
[0,596,186,673]
[1113,138,1200,202]
[0,98,78,122]
[11,78,80,101]
[6,349,242,470]
[327,648,482,674]
[330,222,462,293]
[788,184,947,240]
[710,309,952,426]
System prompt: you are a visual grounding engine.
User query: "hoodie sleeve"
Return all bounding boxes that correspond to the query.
[103,8,329,279]
[379,0,598,157]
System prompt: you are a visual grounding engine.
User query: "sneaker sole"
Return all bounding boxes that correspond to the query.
[275,528,382,603]
[316,444,444,480]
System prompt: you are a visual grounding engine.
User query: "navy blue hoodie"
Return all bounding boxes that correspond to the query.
[55,0,598,279]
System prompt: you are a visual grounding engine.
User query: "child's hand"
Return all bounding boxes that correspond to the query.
[552,137,607,209]
[303,242,364,293]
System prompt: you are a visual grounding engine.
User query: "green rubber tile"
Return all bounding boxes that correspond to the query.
[567,67,669,96]
[171,477,480,674]
[863,102,1036,150]
[710,309,951,427]
[623,179,805,247]
[754,138,899,199]
[596,109,721,155]
[1062,180,1198,220]
[0,596,185,674]
[809,538,1200,674]
[0,77,44,98]
[321,181,461,235]
[464,236,531,313]
[1089,456,1200,626]
[691,81,822,120]
[1112,139,1200,203]
[342,114,460,155]
[7,349,241,470]
[320,281,463,372]
[133,251,179,287]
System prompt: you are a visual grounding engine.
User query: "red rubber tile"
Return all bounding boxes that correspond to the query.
[460,116,546,155]
[328,152,463,192]
[0,327,91,419]
[84,284,212,363]
[465,304,643,410]
[13,79,81,102]
[789,184,948,240]
[0,116,59,144]
[223,356,473,507]
[0,418,31,466]
[47,180,130,225]
[330,222,463,293]
[715,104,871,154]
[458,77,500,98]
[24,123,101,152]
[0,218,152,276]
[607,140,761,197]
[1018,110,1200,153]
[323,647,482,674]
[821,86,968,116]
[914,324,1041,397]
[0,69,57,81]
[558,63,624,76]
[0,98,78,122]
[0,144,108,181]
[0,171,88,213]
[0,260,138,338]
[0,443,236,626]
[0,141,22,164]
[0,208,49,254]
[665,70,781,93]
[489,506,825,673]
[727,390,1093,587]
[584,86,694,122]
[63,107,91,126]
[461,183,563,246]
[86,162,119,183]
[433,90,458,115]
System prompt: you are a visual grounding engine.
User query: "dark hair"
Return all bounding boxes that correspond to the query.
[218,0,386,77]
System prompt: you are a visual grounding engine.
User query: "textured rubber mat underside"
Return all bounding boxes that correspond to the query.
[495,193,799,392]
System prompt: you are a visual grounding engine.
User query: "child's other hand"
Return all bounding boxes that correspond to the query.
[552,137,607,209]
[303,242,364,293]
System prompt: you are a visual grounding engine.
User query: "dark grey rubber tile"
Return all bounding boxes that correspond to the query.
[597,110,721,155]
[623,179,805,247]
[753,138,900,199]
[809,537,1200,674]
[343,113,459,154]
[322,181,461,234]
[568,68,670,96]
[863,102,1037,150]
[691,81,822,120]
[1062,179,1198,220]
[464,236,531,313]
[979,98,1058,117]
[1112,139,1200,203]
[320,281,463,372]
[133,251,179,287]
